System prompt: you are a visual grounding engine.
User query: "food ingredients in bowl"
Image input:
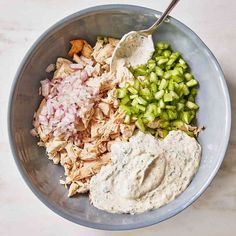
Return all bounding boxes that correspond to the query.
[31,35,202,210]
[90,130,201,214]
[32,37,136,197]
[116,42,201,138]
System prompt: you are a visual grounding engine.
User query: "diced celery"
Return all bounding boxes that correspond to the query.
[155,66,164,77]
[158,58,168,65]
[168,80,175,91]
[159,79,168,90]
[163,71,172,79]
[160,120,169,128]
[130,94,138,99]
[181,111,192,124]
[155,90,165,100]
[186,101,199,109]
[164,93,173,102]
[133,79,140,90]
[172,75,184,83]
[119,105,132,115]
[166,105,176,110]
[143,112,156,122]
[184,73,194,81]
[135,118,146,131]
[158,99,165,108]
[151,83,158,93]
[191,88,198,96]
[163,50,171,58]
[128,87,138,95]
[150,72,158,83]
[140,87,152,96]
[177,102,185,111]
[186,79,198,87]
[116,88,127,98]
[167,110,178,120]
[120,96,130,105]
[170,90,179,100]
[172,120,184,128]
[136,97,148,105]
[136,104,146,112]
[160,112,169,121]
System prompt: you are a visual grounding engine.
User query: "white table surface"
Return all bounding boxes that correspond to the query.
[1,0,236,235]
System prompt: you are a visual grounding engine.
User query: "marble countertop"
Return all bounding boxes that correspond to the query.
[1,0,236,235]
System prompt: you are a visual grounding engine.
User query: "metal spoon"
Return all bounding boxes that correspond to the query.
[110,0,180,72]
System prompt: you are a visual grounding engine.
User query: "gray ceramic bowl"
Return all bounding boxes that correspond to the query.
[8,4,231,230]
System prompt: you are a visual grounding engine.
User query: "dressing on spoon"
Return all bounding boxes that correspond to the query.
[110,0,179,73]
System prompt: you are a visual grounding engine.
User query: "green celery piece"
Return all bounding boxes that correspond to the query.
[181,111,192,124]
[130,106,139,114]
[170,51,180,59]
[151,83,158,93]
[182,84,190,95]
[155,66,164,77]
[186,79,198,87]
[150,72,158,83]
[135,118,146,132]
[188,95,195,102]
[156,42,169,50]
[164,93,173,102]
[131,98,139,107]
[135,67,147,76]
[116,88,127,98]
[130,94,138,99]
[184,73,194,81]
[124,82,130,88]
[166,105,176,110]
[128,87,138,95]
[136,104,146,112]
[120,96,130,105]
[119,105,132,115]
[133,79,140,90]
[179,58,186,65]
[155,90,165,100]
[158,99,165,108]
[171,69,180,76]
[166,58,176,66]
[143,112,156,122]
[156,129,169,138]
[158,58,168,65]
[167,110,178,120]
[177,102,185,111]
[159,79,168,90]
[191,88,198,96]
[136,97,148,106]
[186,101,199,110]
[160,112,169,121]
[155,56,165,62]
[168,80,175,91]
[140,87,152,96]
[163,50,171,58]
[172,120,184,128]
[160,120,170,128]
[172,75,184,83]
[163,71,172,79]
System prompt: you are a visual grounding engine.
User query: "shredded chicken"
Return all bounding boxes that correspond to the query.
[32,37,135,197]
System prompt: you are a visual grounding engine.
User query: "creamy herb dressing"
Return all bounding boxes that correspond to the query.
[111,32,154,72]
[90,131,201,214]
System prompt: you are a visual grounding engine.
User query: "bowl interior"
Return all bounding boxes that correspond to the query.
[9,5,230,230]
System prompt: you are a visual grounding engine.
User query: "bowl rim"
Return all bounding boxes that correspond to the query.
[8,4,231,231]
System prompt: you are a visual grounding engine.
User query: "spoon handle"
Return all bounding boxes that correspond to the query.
[142,0,180,35]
